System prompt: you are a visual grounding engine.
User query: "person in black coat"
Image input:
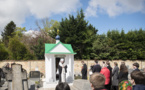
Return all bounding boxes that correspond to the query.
[118,64,128,83]
[132,62,140,71]
[90,64,94,71]
[106,61,112,90]
[81,61,87,79]
[92,60,101,73]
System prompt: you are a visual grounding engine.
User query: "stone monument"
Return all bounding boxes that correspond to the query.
[4,64,28,90]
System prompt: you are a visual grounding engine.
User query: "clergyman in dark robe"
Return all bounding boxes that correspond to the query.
[81,61,87,79]
[58,58,67,83]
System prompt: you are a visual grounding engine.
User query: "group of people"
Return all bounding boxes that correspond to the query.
[81,60,145,90]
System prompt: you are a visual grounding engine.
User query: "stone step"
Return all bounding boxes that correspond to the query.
[73,79,91,90]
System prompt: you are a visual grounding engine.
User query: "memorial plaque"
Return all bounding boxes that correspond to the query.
[29,71,40,78]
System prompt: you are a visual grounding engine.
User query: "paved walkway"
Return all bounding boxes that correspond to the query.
[38,86,75,90]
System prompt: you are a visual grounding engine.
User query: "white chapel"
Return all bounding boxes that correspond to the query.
[44,34,76,85]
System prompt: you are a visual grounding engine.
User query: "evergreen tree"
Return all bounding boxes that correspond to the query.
[8,37,35,60]
[1,21,16,47]
[58,9,98,59]
[31,38,46,60]
[0,43,9,60]
[94,29,145,60]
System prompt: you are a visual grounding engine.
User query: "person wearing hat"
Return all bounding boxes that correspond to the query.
[58,58,67,83]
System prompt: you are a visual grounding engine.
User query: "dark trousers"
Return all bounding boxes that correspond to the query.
[59,74,61,83]
[82,74,87,79]
[0,76,1,82]
[108,82,111,90]
[0,76,1,87]
[112,86,118,90]
[105,84,110,90]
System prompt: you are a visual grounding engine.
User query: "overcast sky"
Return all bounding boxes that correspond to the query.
[0,0,145,35]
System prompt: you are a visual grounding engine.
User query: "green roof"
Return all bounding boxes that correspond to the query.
[45,42,76,54]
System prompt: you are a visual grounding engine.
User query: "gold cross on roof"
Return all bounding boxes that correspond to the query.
[57,29,59,35]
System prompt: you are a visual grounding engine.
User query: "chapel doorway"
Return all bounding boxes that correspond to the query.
[56,58,60,80]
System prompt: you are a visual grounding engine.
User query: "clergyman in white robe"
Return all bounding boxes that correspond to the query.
[58,58,67,83]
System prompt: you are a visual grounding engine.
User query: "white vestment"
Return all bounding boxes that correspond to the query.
[61,67,66,82]
[59,62,66,82]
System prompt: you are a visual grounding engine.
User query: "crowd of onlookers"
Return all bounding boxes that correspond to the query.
[81,60,145,90]
[54,60,145,90]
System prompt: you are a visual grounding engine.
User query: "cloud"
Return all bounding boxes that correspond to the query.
[0,0,81,35]
[26,0,81,18]
[0,0,30,34]
[23,30,40,38]
[85,0,145,17]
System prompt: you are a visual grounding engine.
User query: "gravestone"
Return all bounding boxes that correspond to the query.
[29,71,40,78]
[4,64,28,90]
[12,64,23,90]
[29,71,41,90]
[29,71,41,82]
[6,71,12,90]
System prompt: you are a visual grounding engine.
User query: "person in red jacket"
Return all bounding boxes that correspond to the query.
[100,63,110,90]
